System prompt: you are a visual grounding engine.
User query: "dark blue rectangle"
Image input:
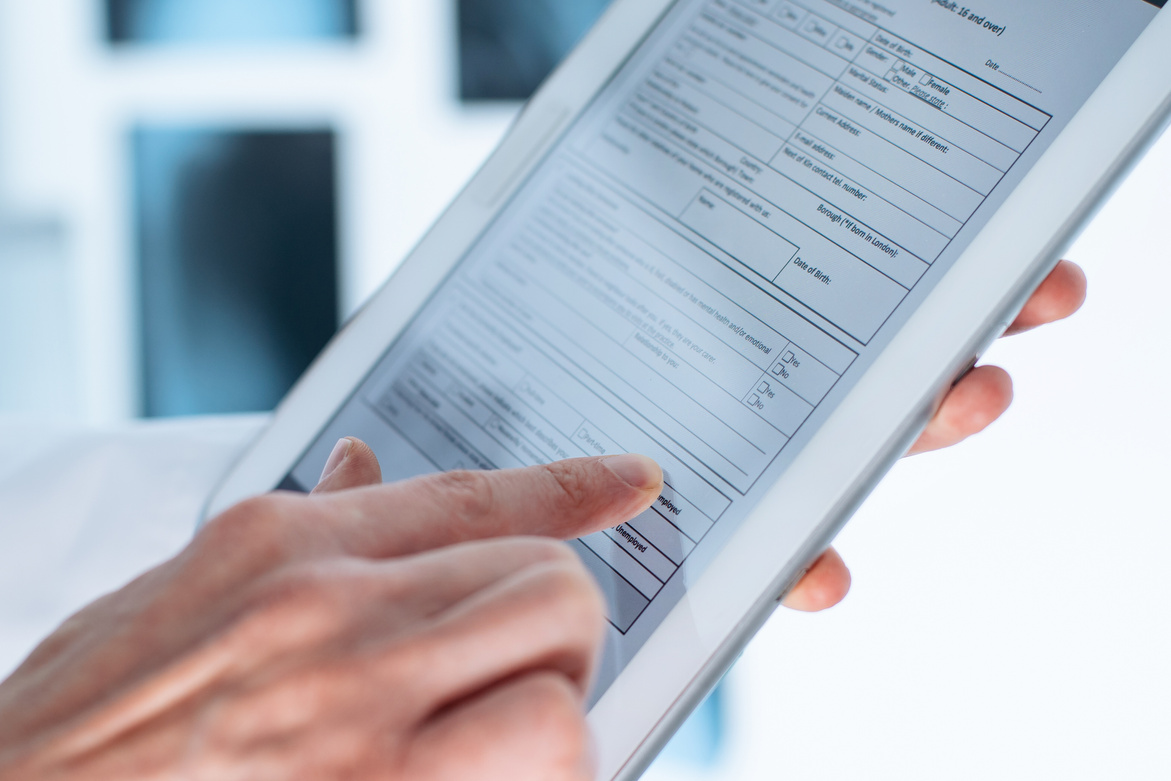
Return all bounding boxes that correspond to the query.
[134,128,339,418]
[459,0,612,101]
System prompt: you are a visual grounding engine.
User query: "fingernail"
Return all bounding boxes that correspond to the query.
[602,454,662,491]
[320,438,352,482]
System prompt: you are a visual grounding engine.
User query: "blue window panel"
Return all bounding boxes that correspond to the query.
[107,0,359,44]
[134,128,339,418]
[459,0,613,101]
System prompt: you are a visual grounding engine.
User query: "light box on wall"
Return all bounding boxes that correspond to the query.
[106,0,360,45]
[133,127,340,418]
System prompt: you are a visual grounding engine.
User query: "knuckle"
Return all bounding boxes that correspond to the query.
[542,461,595,510]
[543,539,584,571]
[234,562,356,643]
[200,495,282,549]
[197,494,314,568]
[428,470,497,523]
[251,565,333,614]
[535,678,583,725]
[525,675,589,761]
[532,559,606,632]
[509,537,581,569]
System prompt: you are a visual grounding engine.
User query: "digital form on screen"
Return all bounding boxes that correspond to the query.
[284,0,1161,694]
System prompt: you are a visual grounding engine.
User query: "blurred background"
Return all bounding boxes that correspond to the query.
[0,0,564,421]
[0,0,1168,777]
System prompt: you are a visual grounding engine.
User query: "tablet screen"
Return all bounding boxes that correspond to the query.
[280,0,1161,693]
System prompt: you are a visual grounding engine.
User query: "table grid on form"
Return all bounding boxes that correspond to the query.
[597,0,1050,342]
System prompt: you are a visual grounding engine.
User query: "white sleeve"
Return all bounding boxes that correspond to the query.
[0,414,269,677]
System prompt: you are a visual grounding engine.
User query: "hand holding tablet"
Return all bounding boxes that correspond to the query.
[0,260,1090,780]
[788,258,1086,609]
[202,0,1167,776]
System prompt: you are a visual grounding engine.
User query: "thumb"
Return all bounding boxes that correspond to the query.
[312,438,383,494]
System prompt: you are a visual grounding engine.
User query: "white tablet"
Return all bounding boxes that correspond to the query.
[206,0,1171,776]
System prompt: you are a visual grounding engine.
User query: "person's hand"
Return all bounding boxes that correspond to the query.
[781,260,1089,612]
[0,448,664,781]
[0,263,1086,781]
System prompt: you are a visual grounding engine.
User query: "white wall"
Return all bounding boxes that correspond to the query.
[0,221,77,415]
[649,128,1171,780]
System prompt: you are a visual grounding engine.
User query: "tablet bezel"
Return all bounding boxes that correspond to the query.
[205,2,1171,778]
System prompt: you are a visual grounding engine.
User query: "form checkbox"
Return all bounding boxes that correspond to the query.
[748,394,761,406]
[758,381,771,393]
[783,351,796,364]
